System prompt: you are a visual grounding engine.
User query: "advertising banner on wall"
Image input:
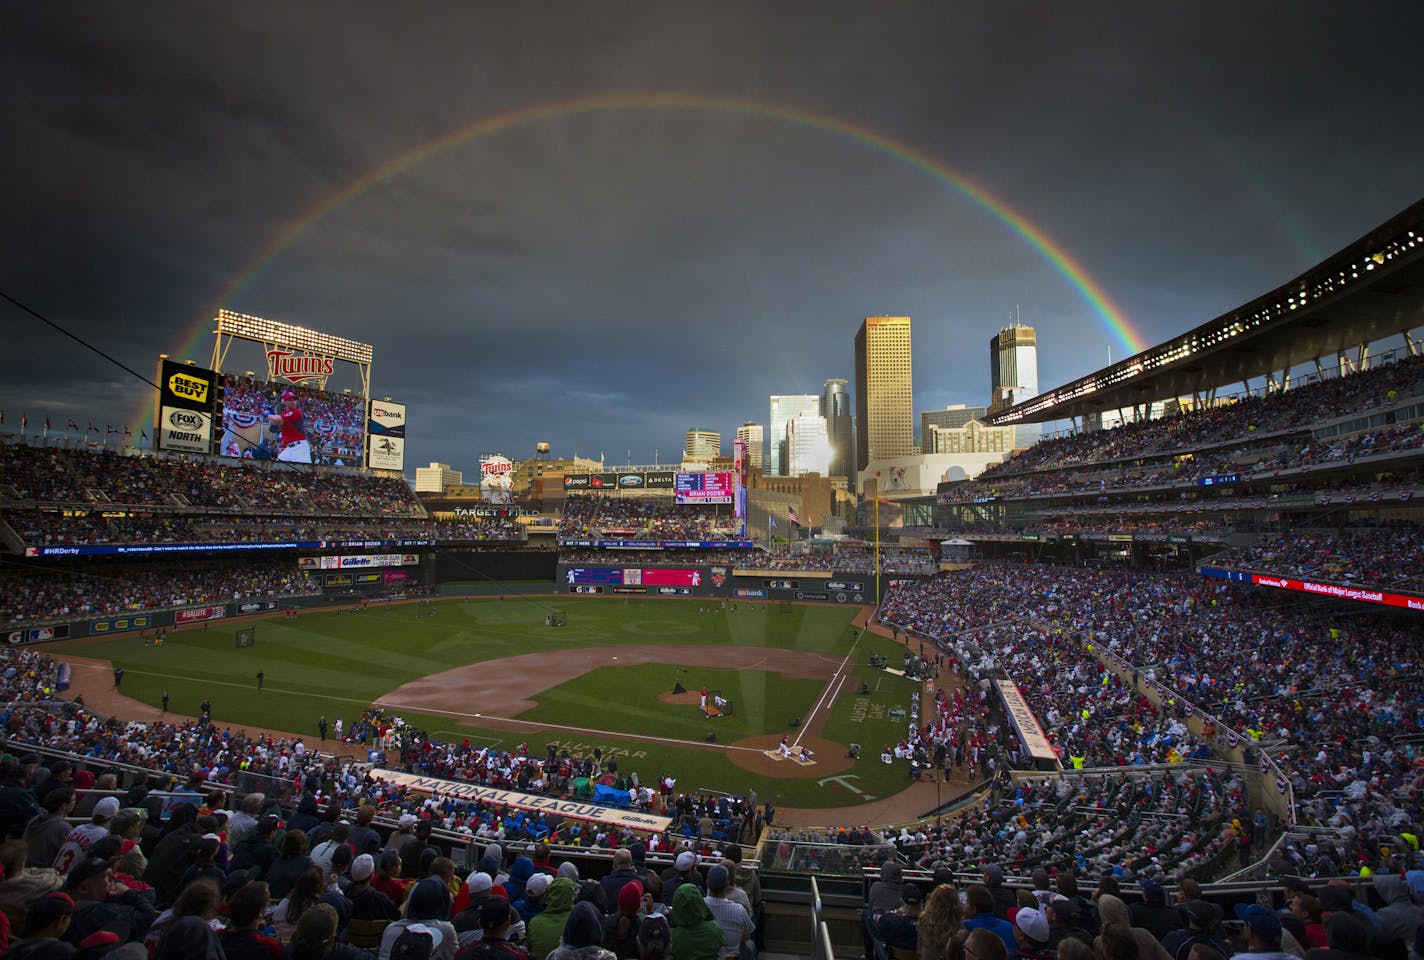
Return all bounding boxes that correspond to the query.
[373,769,671,832]
[367,400,407,471]
[156,359,218,454]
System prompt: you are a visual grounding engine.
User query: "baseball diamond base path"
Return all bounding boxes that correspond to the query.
[47,604,982,828]
[375,643,842,718]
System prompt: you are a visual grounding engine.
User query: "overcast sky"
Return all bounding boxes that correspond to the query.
[3,2,1421,475]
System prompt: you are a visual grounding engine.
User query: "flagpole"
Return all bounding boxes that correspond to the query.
[871,477,881,606]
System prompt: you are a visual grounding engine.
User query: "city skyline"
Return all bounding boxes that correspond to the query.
[3,4,1422,476]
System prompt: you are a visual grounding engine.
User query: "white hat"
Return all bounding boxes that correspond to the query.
[525,873,551,896]
[1015,907,1049,943]
[398,814,418,829]
[675,851,697,871]
[467,872,492,894]
[93,797,121,821]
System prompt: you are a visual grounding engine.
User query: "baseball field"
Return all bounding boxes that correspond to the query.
[70,596,930,809]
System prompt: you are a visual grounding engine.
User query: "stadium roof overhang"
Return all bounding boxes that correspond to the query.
[990,198,1424,426]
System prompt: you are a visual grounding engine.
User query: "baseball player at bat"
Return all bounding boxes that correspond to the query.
[268,389,313,463]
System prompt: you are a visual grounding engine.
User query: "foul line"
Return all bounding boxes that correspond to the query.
[70,662,378,708]
[792,626,865,750]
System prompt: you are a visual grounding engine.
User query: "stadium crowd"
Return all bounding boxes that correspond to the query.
[1221,527,1424,590]
[880,564,1424,874]
[734,547,936,575]
[0,645,778,957]
[0,562,320,628]
[2,446,423,517]
[558,496,742,542]
[975,353,1424,480]
[938,420,1424,504]
[2,513,436,550]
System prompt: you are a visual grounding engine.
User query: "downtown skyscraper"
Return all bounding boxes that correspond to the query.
[854,316,914,473]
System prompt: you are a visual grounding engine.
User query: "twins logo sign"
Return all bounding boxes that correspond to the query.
[266,348,335,385]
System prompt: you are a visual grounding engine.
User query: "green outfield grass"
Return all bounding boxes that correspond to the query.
[522,663,828,742]
[67,597,928,811]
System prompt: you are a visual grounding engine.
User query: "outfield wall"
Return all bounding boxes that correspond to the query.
[7,590,409,644]
[555,563,931,604]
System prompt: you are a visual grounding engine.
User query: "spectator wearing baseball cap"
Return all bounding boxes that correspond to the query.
[385,814,418,855]
[1232,903,1293,960]
[1011,907,1053,960]
[452,873,495,934]
[659,850,703,907]
[380,877,457,960]
[229,814,283,880]
[451,897,529,960]
[1161,900,1230,960]
[176,835,225,895]
[515,873,550,924]
[21,890,74,945]
[979,865,1014,920]
[1130,877,1182,944]
[63,856,156,949]
[702,865,754,960]
[347,853,400,938]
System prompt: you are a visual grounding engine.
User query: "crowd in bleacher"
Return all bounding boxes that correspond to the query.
[555,549,758,567]
[558,496,741,541]
[3,512,440,549]
[1221,527,1424,590]
[902,767,1248,880]
[2,446,423,516]
[854,855,1420,960]
[0,562,320,628]
[976,354,1424,481]
[734,546,936,575]
[0,644,771,957]
[880,564,1424,872]
[939,420,1424,504]
[434,521,527,542]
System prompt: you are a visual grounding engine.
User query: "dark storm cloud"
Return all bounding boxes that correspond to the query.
[3,1,1422,474]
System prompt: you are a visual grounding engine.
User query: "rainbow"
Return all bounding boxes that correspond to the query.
[154,94,1148,425]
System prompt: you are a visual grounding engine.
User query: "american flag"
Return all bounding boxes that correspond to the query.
[788,506,800,525]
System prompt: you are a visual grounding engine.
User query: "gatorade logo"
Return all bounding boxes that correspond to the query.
[168,372,210,403]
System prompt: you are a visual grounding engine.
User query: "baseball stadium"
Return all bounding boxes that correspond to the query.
[0,199,1422,959]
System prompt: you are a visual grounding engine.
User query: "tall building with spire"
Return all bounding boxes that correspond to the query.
[854,316,914,473]
[988,321,1040,447]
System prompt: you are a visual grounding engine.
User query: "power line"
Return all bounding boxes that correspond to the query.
[0,289,159,392]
